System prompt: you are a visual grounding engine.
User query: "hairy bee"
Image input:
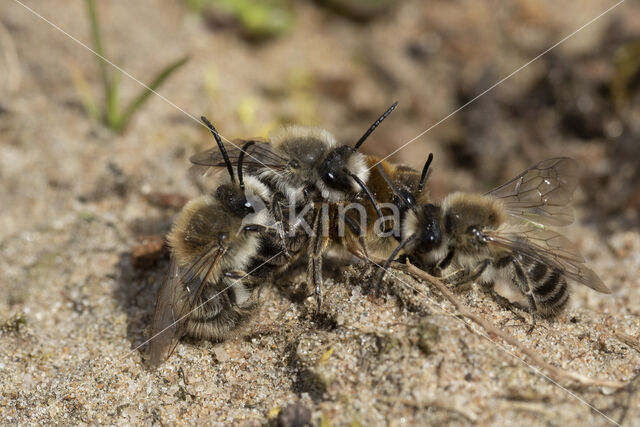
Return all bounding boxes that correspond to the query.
[386,157,610,325]
[190,104,400,207]
[189,104,405,307]
[273,155,433,309]
[365,153,434,254]
[149,118,295,366]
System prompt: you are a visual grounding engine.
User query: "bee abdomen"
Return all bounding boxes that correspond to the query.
[531,265,570,316]
[187,280,259,340]
[186,306,255,341]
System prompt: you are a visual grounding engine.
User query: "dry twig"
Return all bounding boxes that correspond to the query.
[374,257,628,390]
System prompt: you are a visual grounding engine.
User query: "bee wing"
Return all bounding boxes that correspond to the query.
[190,140,287,175]
[148,257,184,367]
[485,227,610,294]
[485,158,579,227]
[148,244,226,366]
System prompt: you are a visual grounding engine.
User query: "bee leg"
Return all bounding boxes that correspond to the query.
[433,248,455,277]
[480,284,529,324]
[440,268,465,284]
[307,209,327,312]
[312,255,323,312]
[375,234,419,297]
[225,282,262,330]
[500,256,537,331]
[224,270,247,279]
[271,193,291,259]
[242,224,268,233]
[222,273,262,310]
[467,259,490,281]
[344,215,370,265]
[442,259,490,286]
[225,271,262,289]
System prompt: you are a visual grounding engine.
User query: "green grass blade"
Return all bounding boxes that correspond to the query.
[85,0,111,107]
[69,64,100,121]
[106,70,121,129]
[117,55,189,131]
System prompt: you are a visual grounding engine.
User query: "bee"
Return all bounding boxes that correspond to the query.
[383,157,610,325]
[359,152,440,296]
[364,153,435,255]
[190,104,401,206]
[149,117,287,366]
[313,153,433,281]
[189,105,403,307]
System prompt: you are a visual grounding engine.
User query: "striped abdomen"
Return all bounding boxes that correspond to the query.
[520,256,570,316]
[186,276,260,340]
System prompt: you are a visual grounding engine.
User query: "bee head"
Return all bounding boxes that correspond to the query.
[416,203,443,253]
[270,102,397,203]
[317,100,399,200]
[272,126,370,201]
[215,184,255,218]
[401,203,443,257]
[318,145,370,196]
[215,139,272,221]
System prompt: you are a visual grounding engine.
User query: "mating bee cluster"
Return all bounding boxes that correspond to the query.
[148,103,610,366]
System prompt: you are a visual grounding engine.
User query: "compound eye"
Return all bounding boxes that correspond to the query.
[239,198,255,215]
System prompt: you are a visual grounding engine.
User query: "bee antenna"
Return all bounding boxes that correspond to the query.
[346,170,384,224]
[353,101,398,150]
[237,141,255,190]
[418,153,434,194]
[376,234,417,296]
[201,116,235,183]
[377,164,418,214]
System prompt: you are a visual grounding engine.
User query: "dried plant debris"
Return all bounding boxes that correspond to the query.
[614,332,640,354]
[144,192,189,210]
[386,258,629,389]
[130,235,168,270]
[0,312,27,334]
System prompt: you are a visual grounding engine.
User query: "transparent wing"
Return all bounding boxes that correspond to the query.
[190,139,287,174]
[148,243,226,366]
[486,158,579,227]
[485,227,610,293]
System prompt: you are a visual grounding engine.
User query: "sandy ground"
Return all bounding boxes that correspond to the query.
[1,0,640,425]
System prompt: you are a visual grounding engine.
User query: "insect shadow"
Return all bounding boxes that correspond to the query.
[112,215,174,361]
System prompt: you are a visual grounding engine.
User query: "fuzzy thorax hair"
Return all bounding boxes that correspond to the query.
[441,192,507,229]
[270,125,338,151]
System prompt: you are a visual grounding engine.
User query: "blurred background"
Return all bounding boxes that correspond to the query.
[1,1,639,233]
[1,0,640,424]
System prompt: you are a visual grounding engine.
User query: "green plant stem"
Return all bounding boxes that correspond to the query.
[115,55,189,131]
[85,0,111,115]
[106,70,121,129]
[80,0,188,132]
